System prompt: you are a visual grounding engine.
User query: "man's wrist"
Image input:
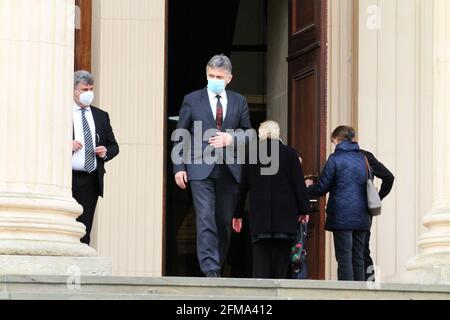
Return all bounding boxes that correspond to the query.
[227,133,235,147]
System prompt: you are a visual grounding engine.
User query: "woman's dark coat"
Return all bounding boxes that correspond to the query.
[236,140,312,237]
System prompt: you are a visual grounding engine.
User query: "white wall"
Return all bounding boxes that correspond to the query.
[326,0,434,281]
[357,0,434,280]
[266,0,289,143]
[326,0,359,280]
[90,0,166,276]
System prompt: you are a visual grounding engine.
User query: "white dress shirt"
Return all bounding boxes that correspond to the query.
[72,103,97,172]
[207,89,228,121]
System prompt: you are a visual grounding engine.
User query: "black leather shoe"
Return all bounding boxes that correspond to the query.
[206,271,220,278]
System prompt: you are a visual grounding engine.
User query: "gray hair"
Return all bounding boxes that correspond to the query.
[74,70,94,88]
[259,120,280,140]
[206,54,232,74]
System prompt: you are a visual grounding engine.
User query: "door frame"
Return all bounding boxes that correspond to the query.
[75,0,92,71]
[287,0,328,280]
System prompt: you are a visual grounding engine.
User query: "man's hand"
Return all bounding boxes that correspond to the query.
[209,132,233,148]
[175,171,188,190]
[73,140,83,152]
[95,146,108,159]
[232,218,243,233]
[298,215,310,224]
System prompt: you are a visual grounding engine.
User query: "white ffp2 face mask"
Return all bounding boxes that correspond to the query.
[79,91,94,106]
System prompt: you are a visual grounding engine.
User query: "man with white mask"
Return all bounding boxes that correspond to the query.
[72,70,119,245]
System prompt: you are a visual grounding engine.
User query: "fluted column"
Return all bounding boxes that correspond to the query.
[0,0,95,257]
[403,0,450,284]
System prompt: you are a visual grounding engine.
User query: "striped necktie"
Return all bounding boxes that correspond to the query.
[81,109,96,172]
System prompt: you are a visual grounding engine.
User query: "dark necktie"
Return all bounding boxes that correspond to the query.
[81,109,96,172]
[216,95,223,130]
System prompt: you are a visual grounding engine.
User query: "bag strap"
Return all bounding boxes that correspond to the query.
[363,155,374,180]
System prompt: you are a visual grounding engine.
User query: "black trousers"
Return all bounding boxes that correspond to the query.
[190,165,240,275]
[252,239,292,279]
[72,171,100,245]
[364,216,375,281]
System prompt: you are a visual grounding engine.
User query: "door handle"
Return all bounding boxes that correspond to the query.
[309,198,320,213]
[304,174,320,213]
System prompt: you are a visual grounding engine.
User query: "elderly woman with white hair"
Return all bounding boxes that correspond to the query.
[234,121,311,279]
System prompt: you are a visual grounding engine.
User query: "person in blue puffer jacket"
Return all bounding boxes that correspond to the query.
[306,126,370,281]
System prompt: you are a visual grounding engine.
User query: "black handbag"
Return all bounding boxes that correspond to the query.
[290,222,308,274]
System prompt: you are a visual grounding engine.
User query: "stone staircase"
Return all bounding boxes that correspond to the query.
[0,275,449,300]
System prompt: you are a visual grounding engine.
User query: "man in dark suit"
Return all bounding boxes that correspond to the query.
[172,55,253,277]
[72,70,119,245]
[360,149,395,281]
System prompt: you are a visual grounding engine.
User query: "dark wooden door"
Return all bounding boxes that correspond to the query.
[288,0,327,280]
[75,0,92,71]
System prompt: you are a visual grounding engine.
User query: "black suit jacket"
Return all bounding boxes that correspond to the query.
[360,150,395,200]
[73,106,119,197]
[172,88,253,183]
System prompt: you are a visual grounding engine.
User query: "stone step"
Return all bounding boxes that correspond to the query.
[2,292,283,300]
[1,275,449,300]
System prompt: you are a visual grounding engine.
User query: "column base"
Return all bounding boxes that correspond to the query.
[0,255,112,276]
[0,239,96,257]
[389,252,450,285]
[0,192,92,256]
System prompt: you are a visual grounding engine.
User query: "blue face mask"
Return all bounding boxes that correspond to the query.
[208,79,226,94]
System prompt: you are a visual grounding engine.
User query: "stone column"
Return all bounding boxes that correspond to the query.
[0,0,109,275]
[401,0,450,284]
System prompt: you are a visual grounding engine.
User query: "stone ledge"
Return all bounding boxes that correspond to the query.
[0,240,96,257]
[1,275,450,300]
[6,292,284,300]
[0,255,112,276]
[0,293,9,300]
[3,275,450,294]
